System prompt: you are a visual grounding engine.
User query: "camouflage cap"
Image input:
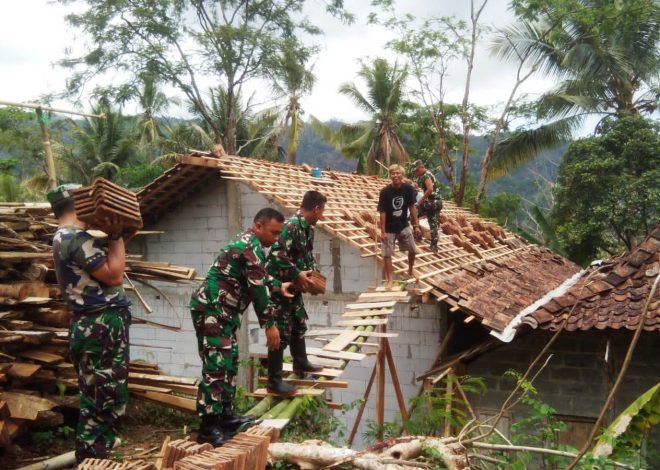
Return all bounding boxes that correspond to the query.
[412,159,424,168]
[46,184,82,207]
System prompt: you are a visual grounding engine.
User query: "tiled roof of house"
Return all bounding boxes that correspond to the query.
[524,226,660,332]
[138,151,580,335]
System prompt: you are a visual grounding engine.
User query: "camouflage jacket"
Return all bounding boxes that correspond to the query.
[267,211,317,283]
[52,226,130,314]
[190,229,280,328]
[417,170,442,200]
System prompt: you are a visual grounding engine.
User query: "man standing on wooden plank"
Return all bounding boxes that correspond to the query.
[266,191,326,395]
[412,160,443,252]
[189,208,294,446]
[48,184,135,464]
[378,164,421,289]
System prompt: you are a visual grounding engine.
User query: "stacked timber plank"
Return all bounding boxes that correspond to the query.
[0,203,197,449]
[72,178,143,231]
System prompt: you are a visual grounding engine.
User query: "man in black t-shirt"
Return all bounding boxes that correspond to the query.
[377,164,421,289]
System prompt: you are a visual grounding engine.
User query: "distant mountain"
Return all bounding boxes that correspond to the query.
[285,120,357,172]
[294,122,565,208]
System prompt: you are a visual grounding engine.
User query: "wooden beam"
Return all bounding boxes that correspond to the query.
[342,309,393,318]
[307,329,398,339]
[282,364,343,378]
[305,347,366,361]
[257,378,348,389]
[336,318,388,327]
[250,388,324,398]
[345,300,397,310]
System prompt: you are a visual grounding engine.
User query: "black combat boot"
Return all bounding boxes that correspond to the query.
[266,347,298,396]
[291,336,323,375]
[218,402,256,432]
[197,415,229,447]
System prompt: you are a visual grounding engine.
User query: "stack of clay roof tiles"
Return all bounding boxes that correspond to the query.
[525,225,660,332]
[138,151,580,336]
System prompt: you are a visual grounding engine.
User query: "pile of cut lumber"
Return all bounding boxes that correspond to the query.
[0,203,197,449]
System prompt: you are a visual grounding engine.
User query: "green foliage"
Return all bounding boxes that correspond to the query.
[551,116,659,264]
[115,163,166,190]
[279,396,346,446]
[363,375,486,443]
[31,425,76,443]
[56,0,349,154]
[315,58,409,174]
[479,192,522,228]
[61,100,140,184]
[496,0,660,167]
[593,382,660,464]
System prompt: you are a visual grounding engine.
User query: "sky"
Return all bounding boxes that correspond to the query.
[0,0,557,123]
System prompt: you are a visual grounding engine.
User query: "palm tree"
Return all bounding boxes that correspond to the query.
[488,0,659,178]
[313,58,409,174]
[267,42,316,165]
[62,99,139,183]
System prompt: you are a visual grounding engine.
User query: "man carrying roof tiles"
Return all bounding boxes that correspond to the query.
[412,159,443,252]
[378,164,421,289]
[189,208,295,446]
[48,184,136,464]
[266,190,327,395]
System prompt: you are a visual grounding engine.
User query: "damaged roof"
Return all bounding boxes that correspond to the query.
[524,226,660,332]
[138,151,580,336]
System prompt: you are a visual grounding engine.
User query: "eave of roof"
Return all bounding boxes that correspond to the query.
[525,226,660,332]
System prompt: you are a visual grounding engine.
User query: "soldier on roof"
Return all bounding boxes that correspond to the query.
[412,159,443,252]
[189,208,294,446]
[266,191,327,395]
[48,184,137,464]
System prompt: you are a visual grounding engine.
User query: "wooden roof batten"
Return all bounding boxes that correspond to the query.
[137,151,580,336]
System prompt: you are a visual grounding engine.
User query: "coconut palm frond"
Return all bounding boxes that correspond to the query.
[488,116,580,180]
[339,83,377,114]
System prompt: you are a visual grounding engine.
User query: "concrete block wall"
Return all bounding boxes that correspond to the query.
[247,301,444,449]
[127,179,445,449]
[465,331,660,423]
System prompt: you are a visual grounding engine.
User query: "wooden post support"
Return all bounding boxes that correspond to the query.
[384,338,409,423]
[375,324,386,440]
[443,373,454,437]
[331,238,342,294]
[347,351,379,447]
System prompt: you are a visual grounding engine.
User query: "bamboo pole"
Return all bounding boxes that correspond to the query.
[0,99,104,119]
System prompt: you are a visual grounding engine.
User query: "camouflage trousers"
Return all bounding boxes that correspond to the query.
[417,199,442,250]
[273,293,308,348]
[69,307,130,463]
[191,306,241,417]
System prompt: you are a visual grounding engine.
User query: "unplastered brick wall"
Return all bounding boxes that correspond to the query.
[247,300,445,449]
[465,331,660,424]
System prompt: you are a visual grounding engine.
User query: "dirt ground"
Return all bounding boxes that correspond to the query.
[1,401,198,469]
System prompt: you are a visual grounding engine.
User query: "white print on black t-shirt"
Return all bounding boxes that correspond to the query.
[392,195,404,217]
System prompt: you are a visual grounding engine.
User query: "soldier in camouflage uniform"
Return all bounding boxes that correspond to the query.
[412,160,443,252]
[48,184,135,464]
[190,208,294,446]
[266,191,327,395]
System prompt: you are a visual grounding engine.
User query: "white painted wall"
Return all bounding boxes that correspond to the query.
[128,179,443,448]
